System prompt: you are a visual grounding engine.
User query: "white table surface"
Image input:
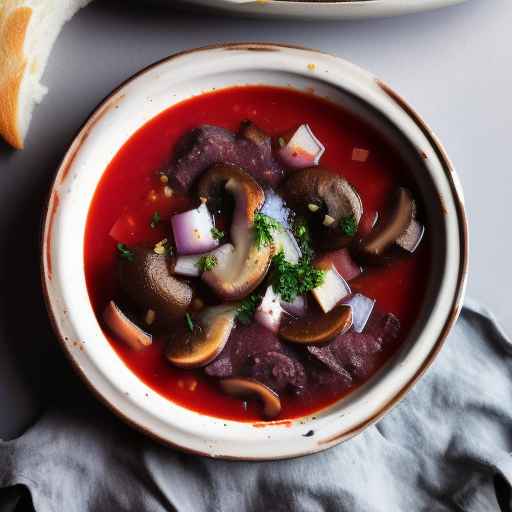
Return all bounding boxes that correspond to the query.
[0,0,510,439]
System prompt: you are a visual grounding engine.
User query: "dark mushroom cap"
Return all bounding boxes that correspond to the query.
[219,378,282,420]
[119,247,193,325]
[198,164,273,300]
[279,304,353,345]
[280,167,363,249]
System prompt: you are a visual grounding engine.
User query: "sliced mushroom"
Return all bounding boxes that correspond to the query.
[197,164,273,300]
[359,187,414,260]
[119,247,193,326]
[279,304,353,345]
[280,167,363,249]
[219,378,282,420]
[103,300,152,351]
[396,202,425,254]
[166,305,236,368]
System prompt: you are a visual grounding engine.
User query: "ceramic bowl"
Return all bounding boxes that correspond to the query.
[42,43,468,460]
[181,0,467,20]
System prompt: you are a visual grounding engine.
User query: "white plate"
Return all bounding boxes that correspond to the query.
[182,0,467,20]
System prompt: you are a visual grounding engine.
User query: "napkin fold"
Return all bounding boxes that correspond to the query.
[1,300,511,512]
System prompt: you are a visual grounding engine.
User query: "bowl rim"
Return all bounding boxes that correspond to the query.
[40,42,468,460]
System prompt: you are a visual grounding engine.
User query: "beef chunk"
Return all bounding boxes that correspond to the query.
[205,323,306,393]
[250,351,306,394]
[308,309,400,383]
[167,122,286,192]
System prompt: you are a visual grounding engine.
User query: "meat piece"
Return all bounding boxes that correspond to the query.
[308,309,400,383]
[167,122,286,192]
[250,351,306,394]
[205,322,306,393]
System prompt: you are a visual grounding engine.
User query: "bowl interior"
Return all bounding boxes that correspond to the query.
[42,45,465,459]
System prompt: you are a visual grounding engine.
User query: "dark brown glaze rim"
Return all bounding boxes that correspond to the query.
[40,43,468,461]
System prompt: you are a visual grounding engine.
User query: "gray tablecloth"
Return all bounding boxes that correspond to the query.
[0,299,511,512]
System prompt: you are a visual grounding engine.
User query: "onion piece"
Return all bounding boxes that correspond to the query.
[278,124,325,169]
[171,203,218,255]
[281,295,307,317]
[174,244,233,277]
[255,286,285,333]
[343,293,375,333]
[103,300,152,351]
[312,264,351,313]
[273,228,302,264]
[260,189,292,229]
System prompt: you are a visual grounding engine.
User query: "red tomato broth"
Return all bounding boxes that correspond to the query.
[84,85,431,422]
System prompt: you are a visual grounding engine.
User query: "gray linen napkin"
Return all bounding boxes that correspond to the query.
[1,300,511,512]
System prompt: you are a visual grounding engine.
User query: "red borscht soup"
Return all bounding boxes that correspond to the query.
[85,86,430,422]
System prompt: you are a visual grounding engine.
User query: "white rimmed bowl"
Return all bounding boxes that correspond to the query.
[42,43,468,460]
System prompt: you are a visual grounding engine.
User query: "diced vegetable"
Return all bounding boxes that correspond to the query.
[260,189,292,229]
[273,228,302,264]
[171,203,219,255]
[255,286,285,334]
[281,295,307,317]
[278,124,325,169]
[343,293,375,333]
[312,264,351,313]
[174,244,232,277]
[109,213,137,242]
[352,147,370,162]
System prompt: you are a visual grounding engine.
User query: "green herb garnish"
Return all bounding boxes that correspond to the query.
[150,211,161,229]
[293,218,314,263]
[340,215,357,237]
[185,313,194,333]
[210,227,225,241]
[277,136,286,148]
[271,250,325,303]
[236,293,262,325]
[253,213,281,249]
[116,243,134,262]
[197,254,217,272]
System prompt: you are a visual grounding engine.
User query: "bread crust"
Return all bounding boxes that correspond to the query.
[0,5,32,149]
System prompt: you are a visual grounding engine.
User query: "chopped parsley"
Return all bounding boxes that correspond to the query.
[197,254,217,272]
[185,313,194,333]
[150,211,161,229]
[116,243,134,262]
[340,215,357,237]
[236,293,262,325]
[293,218,314,263]
[210,227,225,241]
[271,250,325,303]
[253,213,281,249]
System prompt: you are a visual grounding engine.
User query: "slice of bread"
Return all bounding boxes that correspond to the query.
[0,0,91,149]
